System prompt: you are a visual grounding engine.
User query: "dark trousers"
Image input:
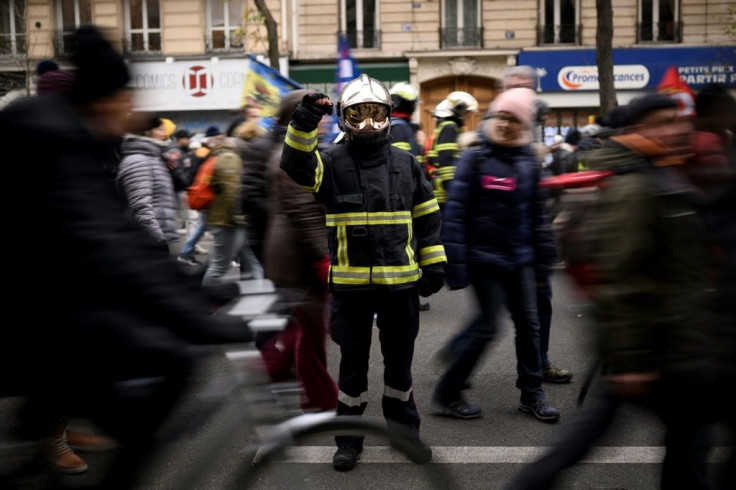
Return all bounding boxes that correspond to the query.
[434,265,544,405]
[505,372,713,490]
[330,288,421,449]
[536,278,553,367]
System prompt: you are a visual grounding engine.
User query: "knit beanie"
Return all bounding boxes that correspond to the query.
[36,69,77,95]
[625,93,677,126]
[488,87,537,129]
[69,25,130,105]
[36,60,60,76]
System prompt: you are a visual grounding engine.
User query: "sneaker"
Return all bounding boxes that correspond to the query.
[39,431,88,474]
[432,397,482,419]
[194,244,209,255]
[177,255,201,266]
[390,432,432,464]
[333,445,362,471]
[518,399,561,423]
[419,302,430,311]
[543,363,573,384]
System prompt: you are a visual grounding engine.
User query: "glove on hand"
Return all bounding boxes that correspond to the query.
[418,271,445,297]
[302,92,334,116]
[314,254,330,287]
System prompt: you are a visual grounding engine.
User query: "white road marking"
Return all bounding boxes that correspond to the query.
[253,446,732,464]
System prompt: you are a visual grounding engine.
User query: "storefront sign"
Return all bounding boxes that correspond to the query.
[519,46,736,92]
[130,58,250,111]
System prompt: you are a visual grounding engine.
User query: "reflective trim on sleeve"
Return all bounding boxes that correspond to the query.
[285,125,318,152]
[435,142,458,152]
[325,211,412,227]
[383,384,413,402]
[419,245,447,267]
[338,390,369,408]
[436,166,457,179]
[392,141,412,151]
[412,198,440,219]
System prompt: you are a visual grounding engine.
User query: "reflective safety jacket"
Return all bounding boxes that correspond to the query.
[281,123,446,292]
[426,120,460,203]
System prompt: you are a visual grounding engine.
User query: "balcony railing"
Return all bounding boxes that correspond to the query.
[205,33,244,53]
[538,24,581,45]
[122,34,162,56]
[346,29,381,50]
[0,33,27,58]
[440,27,483,49]
[637,21,681,43]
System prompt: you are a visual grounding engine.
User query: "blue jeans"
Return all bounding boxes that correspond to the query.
[202,225,263,286]
[434,265,545,405]
[179,211,206,257]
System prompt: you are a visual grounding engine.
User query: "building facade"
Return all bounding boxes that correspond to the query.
[2,0,734,134]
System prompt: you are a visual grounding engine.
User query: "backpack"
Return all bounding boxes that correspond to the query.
[539,170,614,295]
[187,154,217,210]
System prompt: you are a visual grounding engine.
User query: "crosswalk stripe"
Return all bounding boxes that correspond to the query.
[253,446,732,464]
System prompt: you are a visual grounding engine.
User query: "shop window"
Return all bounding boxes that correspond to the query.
[1,0,25,58]
[206,0,244,52]
[341,0,379,49]
[441,0,481,48]
[123,0,161,54]
[55,0,92,56]
[638,0,680,43]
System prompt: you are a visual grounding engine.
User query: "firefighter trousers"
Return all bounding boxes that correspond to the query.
[330,287,421,449]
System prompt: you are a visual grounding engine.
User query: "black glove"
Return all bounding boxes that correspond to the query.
[302,92,334,116]
[418,271,445,298]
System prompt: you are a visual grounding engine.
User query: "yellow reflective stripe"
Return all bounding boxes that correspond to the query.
[426,150,438,158]
[325,211,412,227]
[330,264,420,285]
[419,245,447,267]
[412,198,440,219]
[392,141,411,151]
[384,384,412,402]
[338,390,368,408]
[372,265,420,285]
[337,225,348,266]
[405,224,415,265]
[285,125,318,152]
[437,166,456,180]
[435,143,458,152]
[298,151,324,193]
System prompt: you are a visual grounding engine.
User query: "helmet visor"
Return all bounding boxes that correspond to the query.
[344,103,390,130]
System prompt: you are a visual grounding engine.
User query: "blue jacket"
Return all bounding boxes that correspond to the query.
[441,132,556,289]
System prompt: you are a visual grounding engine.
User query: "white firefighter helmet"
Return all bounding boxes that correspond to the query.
[432,91,479,119]
[389,82,419,114]
[336,73,392,143]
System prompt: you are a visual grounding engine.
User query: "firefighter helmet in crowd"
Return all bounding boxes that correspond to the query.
[336,74,392,143]
[432,91,479,120]
[389,82,419,115]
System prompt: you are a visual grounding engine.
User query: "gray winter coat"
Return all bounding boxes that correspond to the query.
[117,135,180,245]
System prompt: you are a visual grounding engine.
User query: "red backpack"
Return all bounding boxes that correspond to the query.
[187,155,217,210]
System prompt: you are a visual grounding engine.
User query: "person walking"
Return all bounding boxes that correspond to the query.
[504,92,717,490]
[280,75,447,471]
[257,89,338,412]
[431,87,560,422]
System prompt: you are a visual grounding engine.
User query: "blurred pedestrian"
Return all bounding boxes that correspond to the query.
[432,87,560,422]
[504,92,716,490]
[0,24,252,489]
[258,89,338,412]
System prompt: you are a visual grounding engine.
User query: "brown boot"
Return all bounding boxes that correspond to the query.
[66,430,118,452]
[39,428,88,474]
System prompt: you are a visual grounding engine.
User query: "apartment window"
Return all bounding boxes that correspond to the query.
[441,0,481,48]
[341,0,378,49]
[539,0,578,45]
[124,0,161,53]
[638,0,679,42]
[206,0,244,51]
[56,0,92,55]
[1,0,25,57]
